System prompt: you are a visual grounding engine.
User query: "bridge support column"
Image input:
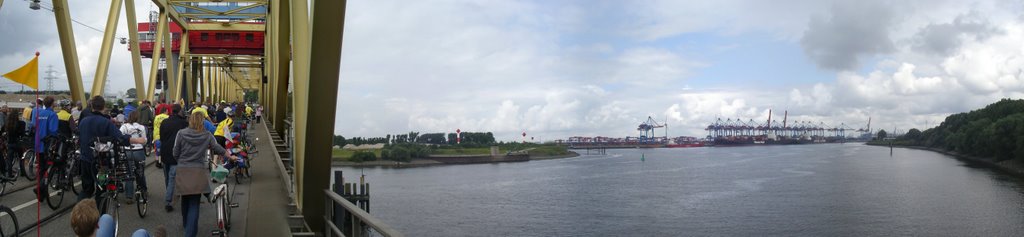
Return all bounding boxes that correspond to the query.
[90,0,123,97]
[125,0,145,102]
[163,22,177,102]
[145,11,168,102]
[172,31,189,103]
[53,0,86,102]
[293,0,347,232]
[274,0,291,134]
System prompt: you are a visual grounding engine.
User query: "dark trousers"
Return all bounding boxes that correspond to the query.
[78,160,98,201]
[35,151,49,201]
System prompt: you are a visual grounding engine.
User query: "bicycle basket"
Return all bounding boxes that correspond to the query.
[211,165,229,183]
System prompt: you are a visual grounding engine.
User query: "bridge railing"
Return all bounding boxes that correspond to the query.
[323,189,403,237]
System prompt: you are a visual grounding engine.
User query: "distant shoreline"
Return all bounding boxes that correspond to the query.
[867,143,1024,177]
[332,151,581,168]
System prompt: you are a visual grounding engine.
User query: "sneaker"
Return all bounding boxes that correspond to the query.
[126,198,134,205]
[164,205,173,212]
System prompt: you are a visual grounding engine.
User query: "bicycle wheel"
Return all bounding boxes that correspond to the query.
[98,193,110,215]
[21,152,35,181]
[45,167,64,210]
[67,158,80,196]
[0,205,19,237]
[135,191,147,218]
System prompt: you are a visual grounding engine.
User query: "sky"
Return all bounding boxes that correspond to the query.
[3,0,1024,142]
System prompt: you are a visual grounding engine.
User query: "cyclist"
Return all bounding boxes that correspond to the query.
[213,108,234,166]
[153,105,170,168]
[77,96,147,202]
[119,111,148,204]
[174,113,237,237]
[33,96,59,201]
[2,112,23,180]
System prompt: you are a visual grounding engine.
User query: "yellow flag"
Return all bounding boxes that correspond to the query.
[2,53,39,90]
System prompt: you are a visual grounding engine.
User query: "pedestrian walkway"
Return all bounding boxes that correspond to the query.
[0,121,291,236]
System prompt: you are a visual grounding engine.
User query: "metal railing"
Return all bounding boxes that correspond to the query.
[324,189,403,237]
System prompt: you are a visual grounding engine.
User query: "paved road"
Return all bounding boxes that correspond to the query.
[0,139,258,236]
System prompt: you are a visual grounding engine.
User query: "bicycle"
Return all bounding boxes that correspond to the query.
[210,180,235,236]
[15,133,36,182]
[44,135,77,210]
[0,135,20,196]
[0,205,19,237]
[93,137,132,220]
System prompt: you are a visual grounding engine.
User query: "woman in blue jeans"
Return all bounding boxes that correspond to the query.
[172,113,237,237]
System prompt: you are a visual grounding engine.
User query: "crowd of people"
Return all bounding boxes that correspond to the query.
[0,95,262,237]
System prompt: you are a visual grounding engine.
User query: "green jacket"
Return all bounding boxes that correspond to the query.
[138,105,155,126]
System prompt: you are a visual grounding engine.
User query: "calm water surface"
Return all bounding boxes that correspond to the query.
[337,144,1024,236]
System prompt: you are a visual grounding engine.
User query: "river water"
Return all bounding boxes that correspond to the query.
[335,144,1024,236]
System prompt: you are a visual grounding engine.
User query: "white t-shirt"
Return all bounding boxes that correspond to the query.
[119,122,147,150]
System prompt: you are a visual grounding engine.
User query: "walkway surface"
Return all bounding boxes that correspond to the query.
[0,121,291,236]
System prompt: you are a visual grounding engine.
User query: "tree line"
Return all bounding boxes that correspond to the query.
[333,131,497,147]
[893,99,1024,162]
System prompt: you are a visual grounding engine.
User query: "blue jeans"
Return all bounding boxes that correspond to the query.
[163,164,177,205]
[97,214,115,237]
[132,229,152,237]
[124,150,147,197]
[181,194,201,237]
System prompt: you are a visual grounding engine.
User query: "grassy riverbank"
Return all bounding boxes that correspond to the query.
[866,143,1024,177]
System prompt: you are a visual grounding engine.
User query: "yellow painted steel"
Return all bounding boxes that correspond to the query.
[145,11,169,101]
[150,0,189,30]
[53,0,86,102]
[290,0,311,222]
[296,0,348,231]
[162,16,175,101]
[273,0,291,134]
[205,59,211,103]
[91,0,124,97]
[185,56,193,102]
[266,0,277,127]
[125,0,146,102]
[173,31,190,102]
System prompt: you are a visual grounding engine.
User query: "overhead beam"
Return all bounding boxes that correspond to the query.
[53,0,86,102]
[151,0,190,31]
[182,13,265,18]
[227,15,265,25]
[222,2,265,15]
[170,3,221,15]
[171,0,266,3]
